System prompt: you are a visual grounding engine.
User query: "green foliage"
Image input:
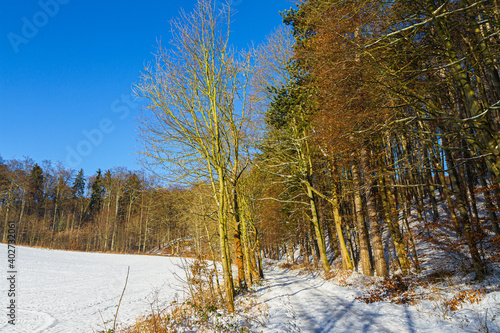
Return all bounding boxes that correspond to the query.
[0,157,9,189]
[281,6,314,44]
[27,163,45,217]
[88,169,104,216]
[72,169,85,198]
[29,163,44,204]
[267,80,310,132]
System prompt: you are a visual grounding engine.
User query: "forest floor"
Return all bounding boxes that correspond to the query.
[255,261,499,332]
[252,196,500,333]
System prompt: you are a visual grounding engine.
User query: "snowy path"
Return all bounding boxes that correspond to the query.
[0,244,189,333]
[259,265,472,333]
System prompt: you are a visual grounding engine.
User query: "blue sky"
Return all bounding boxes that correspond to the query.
[0,0,292,176]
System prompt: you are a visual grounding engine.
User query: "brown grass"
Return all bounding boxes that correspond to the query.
[120,258,265,333]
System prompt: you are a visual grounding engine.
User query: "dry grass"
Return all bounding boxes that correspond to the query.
[278,262,297,270]
[117,258,266,333]
[327,269,354,287]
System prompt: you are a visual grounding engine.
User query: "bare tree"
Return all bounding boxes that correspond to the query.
[135,0,253,312]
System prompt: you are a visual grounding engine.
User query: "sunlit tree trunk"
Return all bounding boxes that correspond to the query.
[361,147,388,277]
[352,157,372,276]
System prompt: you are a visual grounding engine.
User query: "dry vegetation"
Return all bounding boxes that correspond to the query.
[119,259,267,333]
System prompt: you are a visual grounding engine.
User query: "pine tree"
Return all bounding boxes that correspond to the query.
[72,169,86,228]
[28,164,44,216]
[72,169,85,199]
[88,169,104,218]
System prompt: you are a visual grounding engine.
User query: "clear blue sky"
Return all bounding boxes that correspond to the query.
[0,0,292,176]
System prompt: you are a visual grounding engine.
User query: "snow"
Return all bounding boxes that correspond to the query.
[0,244,189,333]
[1,244,497,333]
[257,264,477,333]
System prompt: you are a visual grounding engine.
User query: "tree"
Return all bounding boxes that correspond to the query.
[72,169,86,228]
[72,169,85,198]
[88,169,104,219]
[28,163,44,216]
[263,75,332,274]
[268,0,499,279]
[0,156,12,242]
[135,0,254,312]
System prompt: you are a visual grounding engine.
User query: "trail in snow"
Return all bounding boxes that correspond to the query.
[0,244,189,333]
[258,265,473,333]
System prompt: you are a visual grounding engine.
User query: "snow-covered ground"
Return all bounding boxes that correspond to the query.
[1,244,497,332]
[0,244,189,333]
[257,265,478,333]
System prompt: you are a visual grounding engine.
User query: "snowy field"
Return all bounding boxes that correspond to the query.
[0,244,189,333]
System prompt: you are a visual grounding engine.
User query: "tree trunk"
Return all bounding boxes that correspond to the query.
[331,179,353,270]
[230,183,246,290]
[361,147,388,277]
[379,175,409,276]
[478,162,500,235]
[444,141,486,279]
[305,183,331,273]
[351,158,372,276]
[217,169,234,312]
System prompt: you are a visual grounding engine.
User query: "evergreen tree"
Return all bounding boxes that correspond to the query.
[88,169,104,217]
[28,163,44,216]
[72,169,85,198]
[0,156,8,191]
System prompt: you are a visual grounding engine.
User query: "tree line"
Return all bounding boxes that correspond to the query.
[0,157,223,255]
[0,154,266,312]
[256,0,500,282]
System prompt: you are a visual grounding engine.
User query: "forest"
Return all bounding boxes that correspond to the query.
[2,0,500,317]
